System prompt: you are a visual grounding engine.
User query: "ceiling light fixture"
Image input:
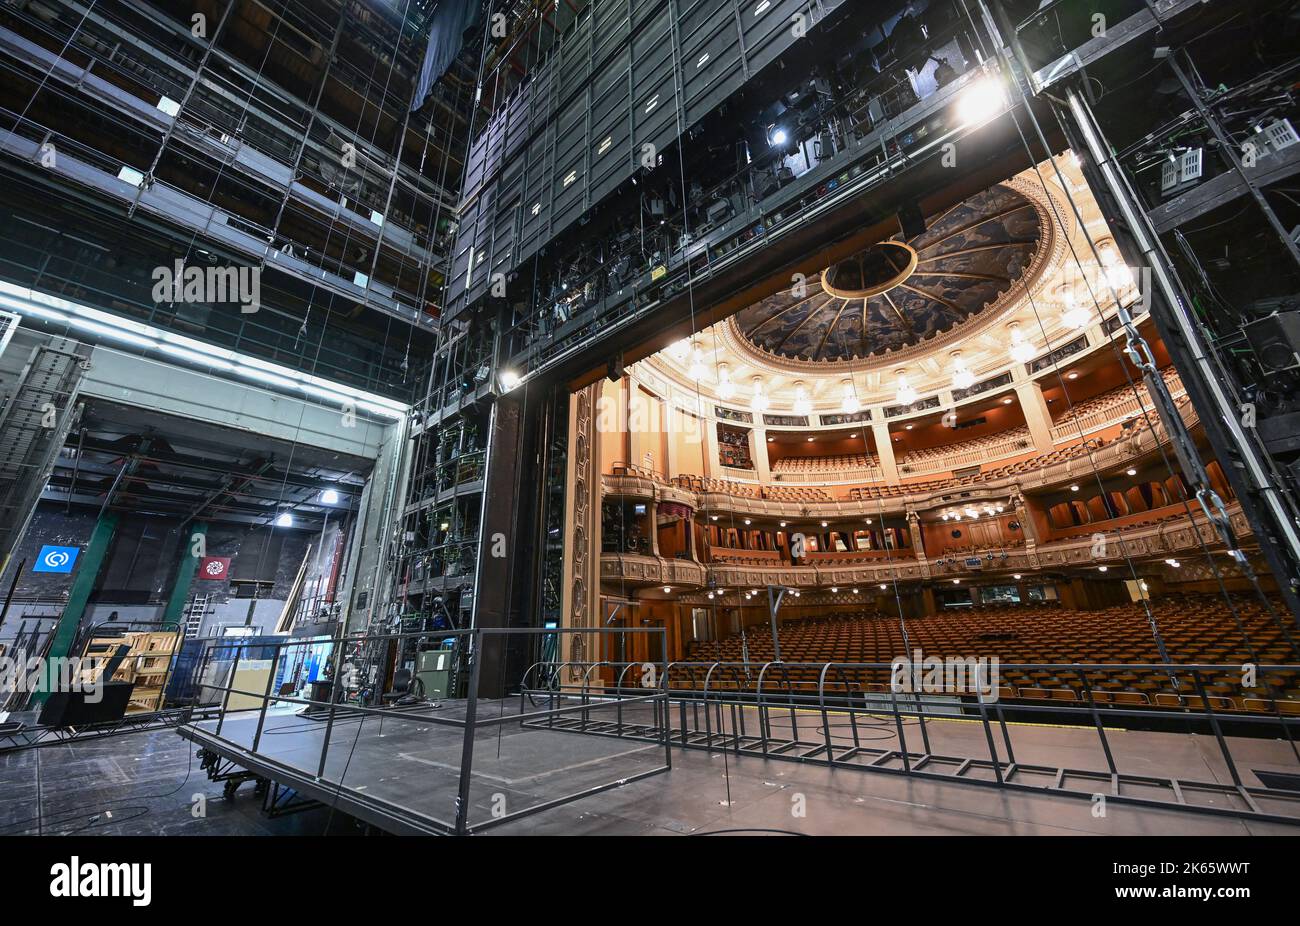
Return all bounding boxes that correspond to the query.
[1062,289,1091,330]
[894,370,918,405]
[1008,324,1035,364]
[717,362,735,400]
[689,345,706,380]
[750,376,769,413]
[840,378,860,414]
[792,381,812,416]
[950,351,975,391]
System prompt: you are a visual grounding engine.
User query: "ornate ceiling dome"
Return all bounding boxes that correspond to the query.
[730,183,1045,364]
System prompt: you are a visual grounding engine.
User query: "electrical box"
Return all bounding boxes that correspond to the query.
[415,648,454,700]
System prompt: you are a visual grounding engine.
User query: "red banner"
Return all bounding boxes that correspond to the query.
[198,556,231,580]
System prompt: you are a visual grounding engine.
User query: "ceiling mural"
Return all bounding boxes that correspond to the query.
[730,183,1045,363]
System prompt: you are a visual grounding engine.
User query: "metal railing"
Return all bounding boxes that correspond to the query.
[178,626,671,835]
[519,658,1300,826]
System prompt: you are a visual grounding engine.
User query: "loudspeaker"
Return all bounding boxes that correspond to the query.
[1244,311,1300,373]
[898,201,926,239]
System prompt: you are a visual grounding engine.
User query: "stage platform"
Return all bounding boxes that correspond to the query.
[178,699,670,835]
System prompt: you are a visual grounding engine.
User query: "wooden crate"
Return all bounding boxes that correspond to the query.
[81,630,180,712]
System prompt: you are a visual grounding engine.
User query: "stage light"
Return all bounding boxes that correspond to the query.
[275,512,294,527]
[498,369,521,391]
[1165,558,1181,568]
[879,584,887,590]
[831,587,838,593]
[1126,468,1137,476]
[321,488,340,505]
[1070,484,1079,492]
[820,520,828,527]
[1013,574,1022,580]
[1098,565,1108,572]
[663,586,672,593]
[956,75,1005,126]
[952,578,961,584]
[769,126,788,146]
[743,518,752,525]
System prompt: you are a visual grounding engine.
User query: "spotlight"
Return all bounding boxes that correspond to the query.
[275,512,294,527]
[956,75,1005,125]
[769,126,788,146]
[498,369,522,392]
[1013,574,1022,580]
[1098,565,1108,572]
[663,586,672,593]
[321,488,340,505]
[1126,468,1137,476]
[831,587,838,593]
[1070,485,1079,492]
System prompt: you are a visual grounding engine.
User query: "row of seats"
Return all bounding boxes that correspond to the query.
[677,475,832,502]
[686,595,1298,710]
[772,453,878,473]
[1053,368,1185,426]
[902,427,1032,464]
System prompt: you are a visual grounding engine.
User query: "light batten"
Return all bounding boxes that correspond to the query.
[1,281,406,420]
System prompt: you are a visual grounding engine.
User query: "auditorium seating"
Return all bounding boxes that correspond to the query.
[772,453,877,474]
[902,427,1032,465]
[686,595,1298,710]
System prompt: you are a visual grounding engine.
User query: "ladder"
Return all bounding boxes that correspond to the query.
[184,593,212,639]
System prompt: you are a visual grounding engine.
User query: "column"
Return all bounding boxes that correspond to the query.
[34,510,119,703]
[906,509,929,578]
[751,426,771,481]
[161,521,208,628]
[1015,380,1055,454]
[871,416,898,483]
[703,416,720,478]
[1011,486,1040,569]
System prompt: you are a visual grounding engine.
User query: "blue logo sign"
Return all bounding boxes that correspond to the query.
[33,545,80,573]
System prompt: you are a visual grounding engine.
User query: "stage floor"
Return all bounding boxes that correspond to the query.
[163,696,1300,835]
